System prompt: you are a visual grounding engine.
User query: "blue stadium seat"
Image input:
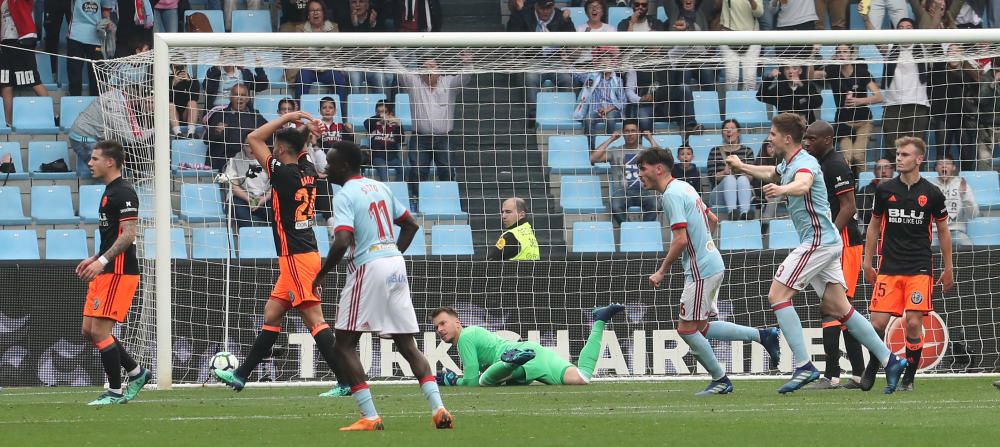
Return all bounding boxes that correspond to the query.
[13,97,58,134]
[767,219,799,249]
[656,6,668,22]
[191,227,234,259]
[431,224,474,255]
[31,185,78,224]
[692,91,723,129]
[34,53,59,90]
[741,133,769,156]
[28,141,75,180]
[858,171,875,189]
[687,134,723,170]
[395,93,414,132]
[59,96,96,132]
[967,217,1000,246]
[347,93,387,129]
[536,92,583,131]
[184,9,225,32]
[45,229,89,260]
[620,221,663,253]
[0,142,28,181]
[239,226,277,258]
[171,140,212,177]
[180,183,225,223]
[143,228,188,259]
[232,10,272,32]
[560,175,607,214]
[868,63,884,83]
[79,184,105,224]
[244,51,287,89]
[548,135,595,174]
[565,7,587,27]
[0,186,30,225]
[419,181,467,220]
[300,94,342,120]
[870,102,883,123]
[314,226,330,253]
[387,181,414,212]
[720,220,763,250]
[571,221,615,253]
[820,89,836,123]
[725,91,770,129]
[254,94,291,121]
[394,225,427,256]
[653,134,684,151]
[0,230,39,260]
[607,7,630,26]
[961,171,1000,210]
[0,102,10,134]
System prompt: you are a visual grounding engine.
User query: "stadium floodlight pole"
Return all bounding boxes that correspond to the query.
[152,33,173,390]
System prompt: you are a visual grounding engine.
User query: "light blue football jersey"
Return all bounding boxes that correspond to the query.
[775,149,841,247]
[332,176,411,267]
[662,179,725,280]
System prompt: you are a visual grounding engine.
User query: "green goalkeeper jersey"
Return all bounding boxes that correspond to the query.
[455,326,518,386]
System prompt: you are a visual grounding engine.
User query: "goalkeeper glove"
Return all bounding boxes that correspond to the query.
[436,369,458,386]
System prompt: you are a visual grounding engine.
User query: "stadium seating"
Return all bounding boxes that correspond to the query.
[300,94,342,119]
[657,6,668,22]
[571,221,615,253]
[28,141,76,179]
[419,181,468,220]
[238,226,277,258]
[724,91,770,129]
[179,183,225,223]
[653,134,684,151]
[619,221,663,253]
[347,93,387,129]
[857,171,875,189]
[0,102,9,135]
[0,229,39,260]
[191,227,234,259]
[313,226,330,253]
[0,142,28,181]
[78,184,105,224]
[0,186,31,225]
[565,7,586,28]
[59,96,96,133]
[607,7,630,26]
[687,134,723,170]
[767,219,799,250]
[692,91,723,129]
[254,94,290,121]
[45,229,89,260]
[31,185,79,224]
[13,97,59,134]
[961,171,1000,210]
[393,224,427,256]
[430,224,474,255]
[387,182,414,212]
[720,220,763,250]
[820,89,836,123]
[143,228,188,260]
[395,93,414,132]
[244,51,287,89]
[34,53,59,90]
[549,135,597,175]
[560,175,607,214]
[184,9,225,32]
[536,92,583,131]
[232,10,273,33]
[741,133,769,155]
[171,140,212,177]
[967,217,1000,246]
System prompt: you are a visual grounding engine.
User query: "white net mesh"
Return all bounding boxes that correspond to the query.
[93,35,1000,385]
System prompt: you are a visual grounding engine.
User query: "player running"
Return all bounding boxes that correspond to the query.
[212,112,345,397]
[77,140,151,405]
[636,148,781,395]
[313,141,452,431]
[727,113,907,394]
[430,305,625,387]
[861,137,953,392]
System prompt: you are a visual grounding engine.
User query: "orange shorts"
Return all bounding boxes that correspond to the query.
[83,273,140,323]
[841,243,863,299]
[870,274,933,316]
[271,251,321,307]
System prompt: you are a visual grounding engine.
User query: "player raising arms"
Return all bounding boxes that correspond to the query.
[77,140,151,405]
[430,305,625,387]
[637,148,781,395]
[212,112,345,397]
[861,137,953,392]
[313,141,452,431]
[727,113,907,394]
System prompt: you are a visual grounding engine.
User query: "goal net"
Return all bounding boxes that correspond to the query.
[95,30,1000,388]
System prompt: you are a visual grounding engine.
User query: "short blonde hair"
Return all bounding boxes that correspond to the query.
[895,136,926,155]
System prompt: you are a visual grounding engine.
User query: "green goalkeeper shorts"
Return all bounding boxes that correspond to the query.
[506,342,574,386]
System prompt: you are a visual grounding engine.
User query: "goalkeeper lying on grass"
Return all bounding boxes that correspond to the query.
[430,304,624,386]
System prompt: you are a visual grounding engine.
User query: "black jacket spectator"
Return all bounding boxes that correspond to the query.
[507,5,575,32]
[757,72,823,123]
[671,164,701,192]
[823,63,875,125]
[204,104,268,172]
[204,67,270,108]
[393,0,443,32]
[616,16,668,32]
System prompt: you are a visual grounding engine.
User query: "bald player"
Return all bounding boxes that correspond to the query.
[488,197,540,261]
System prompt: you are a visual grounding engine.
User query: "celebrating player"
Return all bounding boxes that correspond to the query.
[430,305,624,387]
[212,112,347,398]
[726,113,907,394]
[637,148,781,395]
[77,140,151,405]
[802,121,866,389]
[312,141,453,431]
[861,137,953,392]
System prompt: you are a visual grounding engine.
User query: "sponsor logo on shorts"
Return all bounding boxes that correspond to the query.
[387,273,407,285]
[92,298,100,310]
[288,291,297,303]
[886,311,949,371]
[910,291,923,305]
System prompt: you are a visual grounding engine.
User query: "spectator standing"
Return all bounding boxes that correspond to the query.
[671,146,702,192]
[930,154,979,246]
[815,0,849,30]
[294,1,349,104]
[707,119,755,220]
[394,0,442,32]
[814,44,883,171]
[860,0,909,29]
[204,84,268,172]
[929,43,980,166]
[67,0,113,97]
[617,0,667,31]
[153,0,179,33]
[590,120,661,225]
[758,65,823,124]
[43,0,71,79]
[340,0,395,97]
[364,100,404,181]
[507,0,575,121]
[277,0,310,32]
[1,0,52,127]
[224,144,273,228]
[577,0,614,33]
[879,19,930,160]
[968,55,1000,171]
[575,47,626,149]
[665,0,714,32]
[204,56,270,107]
[114,0,154,57]
[719,0,763,92]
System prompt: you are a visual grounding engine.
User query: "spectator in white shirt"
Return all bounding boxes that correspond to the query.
[930,154,979,247]
[225,144,273,228]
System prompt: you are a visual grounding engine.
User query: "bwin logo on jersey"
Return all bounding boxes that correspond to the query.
[386,273,407,285]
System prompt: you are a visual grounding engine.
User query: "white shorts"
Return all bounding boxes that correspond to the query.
[335,256,419,336]
[679,272,723,321]
[774,243,847,295]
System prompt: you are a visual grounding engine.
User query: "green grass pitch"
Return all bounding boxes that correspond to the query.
[2,379,998,446]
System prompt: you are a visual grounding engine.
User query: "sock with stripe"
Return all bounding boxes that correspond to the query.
[772,302,810,368]
[705,321,761,342]
[679,330,725,380]
[903,336,922,383]
[114,336,141,377]
[479,360,521,386]
[352,383,379,419]
[575,320,605,381]
[843,329,865,379]
[840,309,891,366]
[235,325,280,380]
[96,337,123,393]
[821,320,842,379]
[419,376,445,413]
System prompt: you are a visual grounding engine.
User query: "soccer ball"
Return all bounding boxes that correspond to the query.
[209,352,239,372]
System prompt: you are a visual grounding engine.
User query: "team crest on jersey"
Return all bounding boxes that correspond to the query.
[918,195,928,207]
[910,291,924,304]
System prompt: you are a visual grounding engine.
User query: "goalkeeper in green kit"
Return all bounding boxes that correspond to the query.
[430,304,624,386]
